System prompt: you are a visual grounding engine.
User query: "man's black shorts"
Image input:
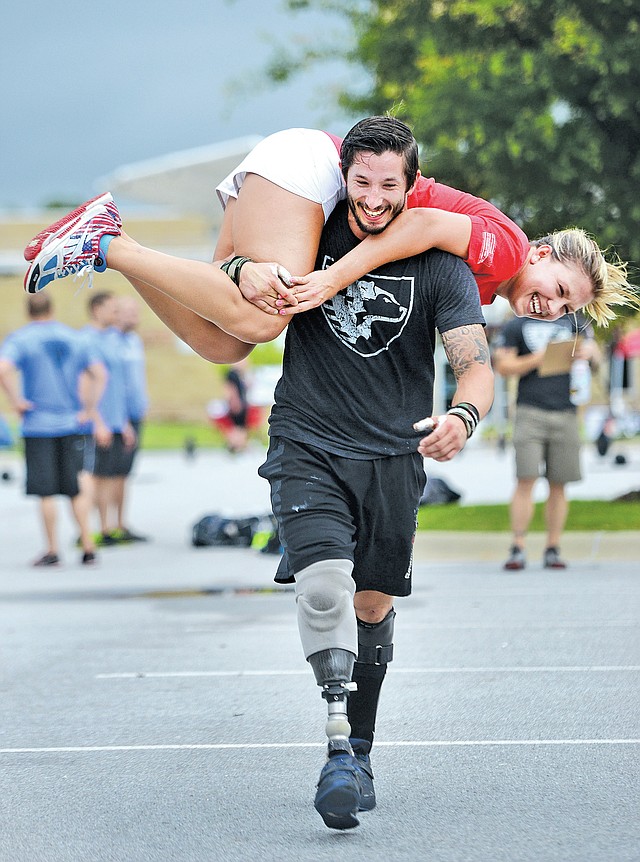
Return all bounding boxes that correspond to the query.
[258,436,425,597]
[93,432,135,478]
[120,420,142,475]
[24,434,85,498]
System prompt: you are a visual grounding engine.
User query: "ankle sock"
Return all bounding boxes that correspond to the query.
[98,233,116,262]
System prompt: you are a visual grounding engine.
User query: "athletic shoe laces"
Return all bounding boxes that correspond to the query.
[70,261,97,293]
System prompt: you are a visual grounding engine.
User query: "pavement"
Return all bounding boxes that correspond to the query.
[1,442,639,861]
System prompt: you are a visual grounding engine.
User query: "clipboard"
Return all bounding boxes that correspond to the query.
[538,338,581,377]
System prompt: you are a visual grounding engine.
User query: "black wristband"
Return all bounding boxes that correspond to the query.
[220,255,253,286]
[447,405,477,439]
[455,401,480,424]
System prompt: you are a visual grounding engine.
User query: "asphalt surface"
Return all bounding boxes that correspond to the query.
[1,443,639,861]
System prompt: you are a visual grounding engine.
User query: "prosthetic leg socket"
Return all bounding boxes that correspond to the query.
[295,559,359,754]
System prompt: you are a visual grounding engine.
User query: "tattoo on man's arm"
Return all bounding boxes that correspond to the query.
[441,325,490,381]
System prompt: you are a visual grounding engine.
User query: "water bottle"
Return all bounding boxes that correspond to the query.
[570,358,591,405]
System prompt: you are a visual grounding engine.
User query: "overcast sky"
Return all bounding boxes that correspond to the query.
[0,0,361,209]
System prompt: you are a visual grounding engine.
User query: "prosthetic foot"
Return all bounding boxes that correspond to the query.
[314,752,362,830]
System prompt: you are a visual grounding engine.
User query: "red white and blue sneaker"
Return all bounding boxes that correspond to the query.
[23,195,122,294]
[24,193,120,262]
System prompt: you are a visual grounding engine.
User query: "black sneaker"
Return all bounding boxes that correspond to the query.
[33,553,60,567]
[81,551,97,566]
[543,547,567,569]
[350,738,376,811]
[504,546,526,571]
[314,751,362,830]
[114,528,148,543]
[96,532,119,547]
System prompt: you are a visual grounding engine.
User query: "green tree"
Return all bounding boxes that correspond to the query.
[275,0,640,276]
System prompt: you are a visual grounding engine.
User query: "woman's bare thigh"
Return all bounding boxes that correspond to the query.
[230,173,326,275]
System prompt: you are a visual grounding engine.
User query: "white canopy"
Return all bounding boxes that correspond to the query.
[96,136,264,225]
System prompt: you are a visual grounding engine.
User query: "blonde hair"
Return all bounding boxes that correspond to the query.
[531,228,638,327]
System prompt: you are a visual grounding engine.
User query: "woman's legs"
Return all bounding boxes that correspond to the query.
[121,270,256,364]
[107,237,283,345]
[108,176,325,355]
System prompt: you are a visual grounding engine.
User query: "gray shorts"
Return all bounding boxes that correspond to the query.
[513,405,582,484]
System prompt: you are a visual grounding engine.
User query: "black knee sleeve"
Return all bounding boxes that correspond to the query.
[356,608,395,665]
[348,610,396,747]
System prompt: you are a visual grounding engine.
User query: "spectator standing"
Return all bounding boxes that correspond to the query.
[221,359,251,453]
[0,294,105,566]
[493,313,601,569]
[114,296,149,541]
[81,292,136,545]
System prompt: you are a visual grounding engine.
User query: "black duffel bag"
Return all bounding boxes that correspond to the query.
[192,514,259,547]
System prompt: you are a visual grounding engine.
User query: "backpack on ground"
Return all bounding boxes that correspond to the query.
[191,514,259,547]
[419,476,462,506]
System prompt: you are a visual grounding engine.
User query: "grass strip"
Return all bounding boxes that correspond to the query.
[417,500,640,532]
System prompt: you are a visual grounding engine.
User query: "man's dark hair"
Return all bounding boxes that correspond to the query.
[27,294,52,318]
[340,116,419,190]
[88,291,113,313]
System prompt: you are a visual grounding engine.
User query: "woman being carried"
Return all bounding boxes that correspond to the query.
[24,117,635,365]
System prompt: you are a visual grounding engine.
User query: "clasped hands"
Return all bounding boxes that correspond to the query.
[234,261,339,316]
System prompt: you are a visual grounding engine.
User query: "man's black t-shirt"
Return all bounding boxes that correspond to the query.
[494,315,593,412]
[268,201,486,458]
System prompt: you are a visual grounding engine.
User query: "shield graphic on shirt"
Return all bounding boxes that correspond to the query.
[322,272,414,357]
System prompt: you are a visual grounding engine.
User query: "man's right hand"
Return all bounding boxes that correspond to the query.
[94,420,112,449]
[12,397,34,417]
[275,268,343,316]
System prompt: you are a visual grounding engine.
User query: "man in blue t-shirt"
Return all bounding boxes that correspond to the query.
[257,118,495,831]
[114,295,149,541]
[80,291,140,545]
[0,294,105,566]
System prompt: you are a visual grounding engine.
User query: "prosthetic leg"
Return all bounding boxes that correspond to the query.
[295,559,358,749]
[294,559,362,829]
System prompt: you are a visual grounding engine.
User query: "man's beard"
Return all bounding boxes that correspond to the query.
[346,195,405,235]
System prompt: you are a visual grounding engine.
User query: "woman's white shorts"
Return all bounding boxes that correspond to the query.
[216,128,345,222]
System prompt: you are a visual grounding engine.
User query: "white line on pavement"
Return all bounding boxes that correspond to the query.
[95,665,640,679]
[2,739,640,755]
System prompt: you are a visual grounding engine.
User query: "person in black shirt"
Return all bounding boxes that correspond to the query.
[257,118,494,830]
[493,314,600,569]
